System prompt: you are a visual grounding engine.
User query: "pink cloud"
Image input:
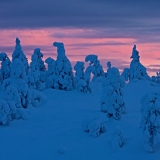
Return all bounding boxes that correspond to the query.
[0,28,159,76]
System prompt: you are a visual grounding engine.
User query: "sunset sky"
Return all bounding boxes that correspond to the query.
[0,0,160,76]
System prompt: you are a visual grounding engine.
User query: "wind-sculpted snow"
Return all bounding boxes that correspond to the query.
[100,67,125,120]
[85,54,105,82]
[129,45,150,81]
[45,42,74,91]
[140,92,160,152]
[0,52,11,84]
[12,38,29,74]
[74,61,90,92]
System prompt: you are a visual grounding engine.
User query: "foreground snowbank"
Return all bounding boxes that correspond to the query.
[0,80,160,160]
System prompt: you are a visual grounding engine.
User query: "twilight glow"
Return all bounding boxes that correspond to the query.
[0,0,160,76]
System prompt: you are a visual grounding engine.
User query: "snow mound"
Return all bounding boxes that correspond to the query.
[82,118,106,138]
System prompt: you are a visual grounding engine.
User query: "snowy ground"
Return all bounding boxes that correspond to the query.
[0,80,160,160]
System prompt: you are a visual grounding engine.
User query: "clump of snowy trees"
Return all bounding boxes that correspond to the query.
[45,42,74,91]
[100,67,125,120]
[140,92,160,152]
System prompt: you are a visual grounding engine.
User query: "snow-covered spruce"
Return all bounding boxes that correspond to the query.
[140,92,160,152]
[74,61,90,92]
[100,67,125,120]
[85,54,105,82]
[0,52,11,84]
[27,48,46,90]
[46,42,74,91]
[82,118,106,137]
[129,45,150,81]
[45,57,56,88]
[12,38,29,75]
[30,48,46,89]
[31,48,46,71]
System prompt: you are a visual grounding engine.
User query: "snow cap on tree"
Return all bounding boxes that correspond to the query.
[85,54,98,64]
[53,42,66,60]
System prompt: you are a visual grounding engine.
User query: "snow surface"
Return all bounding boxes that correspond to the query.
[0,80,160,160]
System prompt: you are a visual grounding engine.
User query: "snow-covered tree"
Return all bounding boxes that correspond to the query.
[105,61,112,77]
[2,58,29,108]
[45,42,74,91]
[85,54,105,82]
[107,61,111,72]
[74,61,90,92]
[28,48,46,90]
[0,52,11,84]
[31,48,46,71]
[12,38,29,74]
[100,67,125,120]
[140,92,160,152]
[45,57,56,88]
[129,45,150,81]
